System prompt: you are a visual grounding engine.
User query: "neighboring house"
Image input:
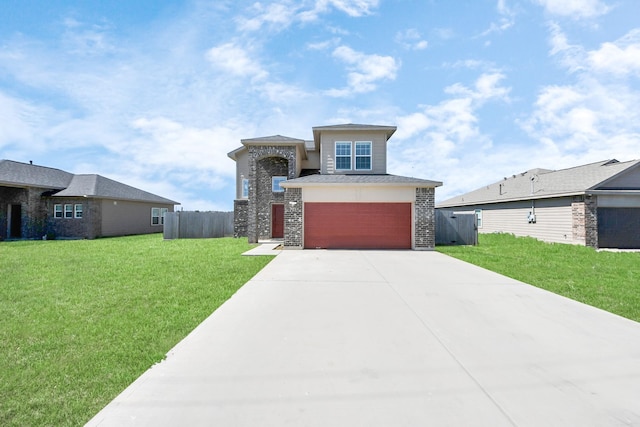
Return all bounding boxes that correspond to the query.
[437,159,640,249]
[228,124,442,250]
[0,160,179,240]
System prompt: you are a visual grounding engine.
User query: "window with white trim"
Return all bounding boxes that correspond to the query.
[151,207,161,225]
[54,204,63,218]
[272,176,286,192]
[242,178,249,198]
[335,141,352,170]
[355,141,372,170]
[64,204,73,218]
[74,204,83,218]
[151,207,169,225]
[475,209,483,228]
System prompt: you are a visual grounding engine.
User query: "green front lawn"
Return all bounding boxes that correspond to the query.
[0,235,273,427]
[437,233,640,322]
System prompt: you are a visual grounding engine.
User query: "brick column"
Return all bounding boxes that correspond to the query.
[415,187,435,249]
[585,195,598,248]
[284,188,303,248]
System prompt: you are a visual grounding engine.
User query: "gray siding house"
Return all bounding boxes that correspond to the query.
[228,124,442,250]
[437,159,640,249]
[0,160,179,240]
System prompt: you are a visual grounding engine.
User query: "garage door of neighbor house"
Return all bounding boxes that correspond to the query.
[598,208,640,249]
[304,202,411,249]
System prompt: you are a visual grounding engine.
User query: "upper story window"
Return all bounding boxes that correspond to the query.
[335,141,372,171]
[335,142,352,170]
[272,176,286,192]
[355,141,372,170]
[242,178,249,198]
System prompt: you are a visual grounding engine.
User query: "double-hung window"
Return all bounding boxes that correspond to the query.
[64,204,73,218]
[355,141,372,170]
[335,142,352,170]
[54,204,63,218]
[74,204,83,218]
[151,208,161,225]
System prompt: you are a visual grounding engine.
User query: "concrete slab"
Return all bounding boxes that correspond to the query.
[86,250,640,426]
[241,243,282,256]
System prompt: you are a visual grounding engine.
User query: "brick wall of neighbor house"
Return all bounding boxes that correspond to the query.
[585,196,598,248]
[571,196,599,248]
[47,198,91,238]
[0,186,24,239]
[247,145,297,243]
[233,199,248,237]
[284,188,302,248]
[415,187,436,249]
[0,186,53,239]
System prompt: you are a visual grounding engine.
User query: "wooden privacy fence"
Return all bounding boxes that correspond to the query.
[163,211,234,239]
[435,210,478,246]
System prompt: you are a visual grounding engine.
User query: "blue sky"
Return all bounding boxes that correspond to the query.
[1,0,639,210]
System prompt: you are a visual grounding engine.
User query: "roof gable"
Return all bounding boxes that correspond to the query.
[438,159,640,207]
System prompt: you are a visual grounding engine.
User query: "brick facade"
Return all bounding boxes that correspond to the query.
[414,187,436,249]
[572,196,599,248]
[246,145,298,243]
[233,199,249,238]
[284,188,303,248]
[584,195,598,248]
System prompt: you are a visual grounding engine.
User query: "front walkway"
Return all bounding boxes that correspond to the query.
[86,250,640,426]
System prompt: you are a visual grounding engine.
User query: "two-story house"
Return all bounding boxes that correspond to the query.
[228,124,442,249]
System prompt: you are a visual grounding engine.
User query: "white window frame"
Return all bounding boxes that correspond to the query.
[160,208,168,225]
[335,141,352,170]
[355,141,372,171]
[54,204,63,218]
[272,176,286,193]
[64,204,73,218]
[475,209,483,228]
[242,178,249,198]
[151,207,161,226]
[74,204,83,218]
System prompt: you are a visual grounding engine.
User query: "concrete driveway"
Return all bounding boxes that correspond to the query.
[86,250,640,426]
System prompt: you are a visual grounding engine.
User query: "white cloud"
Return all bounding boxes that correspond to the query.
[478,0,515,37]
[206,42,268,80]
[236,2,298,32]
[300,0,379,21]
[522,25,640,164]
[587,29,640,77]
[533,0,611,19]
[326,45,399,96]
[390,73,512,199]
[395,29,428,50]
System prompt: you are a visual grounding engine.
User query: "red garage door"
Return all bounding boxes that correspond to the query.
[304,203,411,249]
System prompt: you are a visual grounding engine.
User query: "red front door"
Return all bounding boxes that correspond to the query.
[272,204,284,238]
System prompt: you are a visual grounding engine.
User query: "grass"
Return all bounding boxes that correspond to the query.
[0,234,273,427]
[437,233,640,322]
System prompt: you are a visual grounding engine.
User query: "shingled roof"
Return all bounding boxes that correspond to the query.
[54,175,178,204]
[282,173,442,187]
[438,159,640,208]
[0,160,178,204]
[0,160,73,189]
